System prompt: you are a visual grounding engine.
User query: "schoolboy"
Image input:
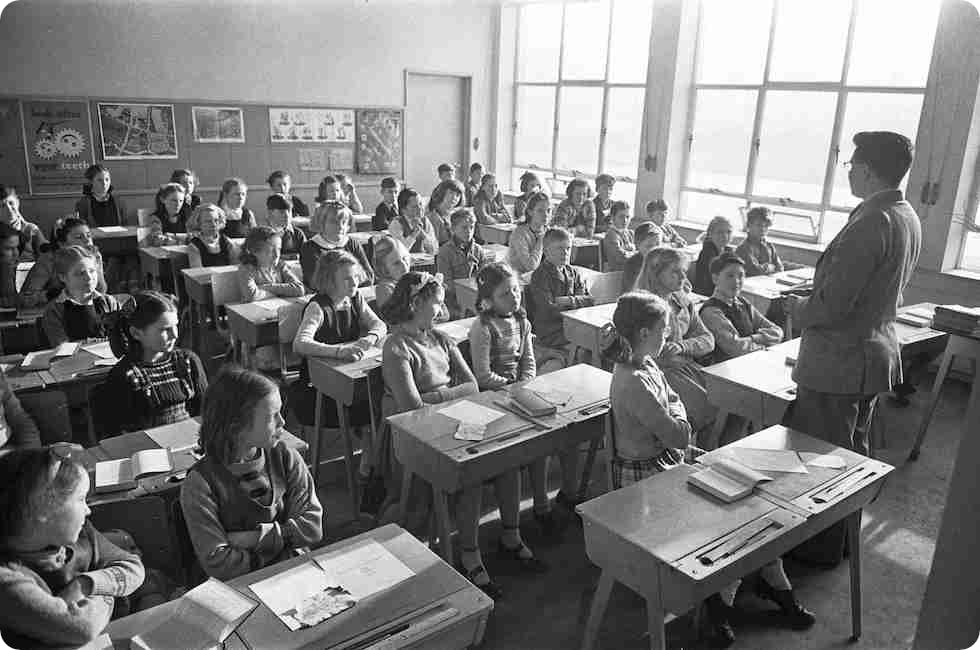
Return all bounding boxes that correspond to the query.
[437,208,488,319]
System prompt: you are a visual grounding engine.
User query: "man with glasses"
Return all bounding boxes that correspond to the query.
[784,131,920,565]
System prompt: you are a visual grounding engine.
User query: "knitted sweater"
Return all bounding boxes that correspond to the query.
[75,193,128,228]
[41,291,119,346]
[0,522,145,648]
[602,226,635,272]
[19,247,107,309]
[237,261,305,303]
[0,371,41,450]
[507,223,545,274]
[299,235,374,290]
[610,357,692,461]
[468,312,535,390]
[526,261,592,349]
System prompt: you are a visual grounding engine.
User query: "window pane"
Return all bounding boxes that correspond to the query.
[562,0,611,80]
[514,86,556,167]
[848,0,940,87]
[831,92,924,208]
[687,89,756,193]
[517,3,562,82]
[820,210,849,244]
[607,0,654,83]
[556,87,603,173]
[612,181,636,204]
[769,0,850,82]
[960,231,980,272]
[754,91,837,204]
[603,88,645,177]
[697,0,772,84]
[749,203,819,239]
[680,191,747,226]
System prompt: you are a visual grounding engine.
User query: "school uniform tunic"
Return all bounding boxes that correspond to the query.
[222,208,256,238]
[189,234,235,267]
[41,292,120,346]
[699,294,779,362]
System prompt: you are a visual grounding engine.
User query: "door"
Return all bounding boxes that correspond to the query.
[405,72,469,193]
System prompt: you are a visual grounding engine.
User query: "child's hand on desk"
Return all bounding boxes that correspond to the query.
[337,345,364,362]
[59,575,94,603]
[352,337,375,351]
[227,530,261,548]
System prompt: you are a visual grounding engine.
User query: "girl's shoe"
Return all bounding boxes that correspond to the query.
[755,580,817,630]
[497,540,548,573]
[457,563,503,600]
[704,593,736,648]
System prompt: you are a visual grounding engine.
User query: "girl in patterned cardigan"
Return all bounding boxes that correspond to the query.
[102,291,208,436]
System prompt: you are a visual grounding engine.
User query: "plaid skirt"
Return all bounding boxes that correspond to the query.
[611,448,684,489]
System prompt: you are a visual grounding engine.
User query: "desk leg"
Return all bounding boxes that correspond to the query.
[311,393,323,485]
[187,299,200,354]
[579,438,600,501]
[398,469,413,528]
[581,571,614,650]
[645,585,667,650]
[433,489,454,564]
[909,345,954,461]
[337,403,360,517]
[849,509,863,641]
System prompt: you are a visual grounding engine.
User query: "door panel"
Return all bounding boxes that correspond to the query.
[405,73,468,192]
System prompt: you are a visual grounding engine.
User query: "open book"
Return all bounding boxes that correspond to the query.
[131,578,256,650]
[94,448,173,493]
[688,458,772,503]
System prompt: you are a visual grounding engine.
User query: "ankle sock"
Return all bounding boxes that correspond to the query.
[460,548,488,585]
[500,527,534,560]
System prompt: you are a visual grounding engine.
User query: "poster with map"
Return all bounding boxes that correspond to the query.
[191,106,244,143]
[98,103,177,159]
[356,108,402,175]
[269,108,354,144]
[22,100,95,194]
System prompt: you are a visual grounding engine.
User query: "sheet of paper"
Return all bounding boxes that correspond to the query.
[21,349,55,369]
[249,561,347,631]
[437,400,506,427]
[92,358,117,366]
[53,341,80,357]
[98,226,129,233]
[799,452,847,470]
[731,448,809,474]
[906,306,935,320]
[314,539,415,600]
[453,421,485,442]
[257,298,295,317]
[527,387,572,407]
[144,420,198,452]
[82,340,117,359]
[179,577,256,640]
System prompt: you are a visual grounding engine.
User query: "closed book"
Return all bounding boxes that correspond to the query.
[688,458,772,503]
[510,386,558,418]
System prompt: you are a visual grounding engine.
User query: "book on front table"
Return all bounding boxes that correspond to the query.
[94,448,174,493]
[688,458,773,503]
[130,578,257,650]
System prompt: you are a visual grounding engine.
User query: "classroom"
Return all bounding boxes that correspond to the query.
[0,0,977,648]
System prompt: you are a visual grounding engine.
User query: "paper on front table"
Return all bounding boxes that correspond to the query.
[799,452,847,470]
[81,340,117,359]
[313,539,415,601]
[97,226,129,233]
[249,561,341,631]
[437,400,506,427]
[731,448,809,474]
[53,341,80,357]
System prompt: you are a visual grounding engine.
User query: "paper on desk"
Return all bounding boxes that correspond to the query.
[82,340,117,359]
[437,400,505,427]
[97,226,129,233]
[453,421,485,442]
[256,298,295,317]
[92,358,117,367]
[313,539,415,600]
[522,378,572,407]
[53,341,80,357]
[731,448,809,474]
[249,561,355,631]
[799,452,846,470]
[144,420,198,452]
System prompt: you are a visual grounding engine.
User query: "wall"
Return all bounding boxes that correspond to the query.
[0,0,498,230]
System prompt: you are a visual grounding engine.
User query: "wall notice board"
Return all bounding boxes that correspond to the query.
[0,97,405,196]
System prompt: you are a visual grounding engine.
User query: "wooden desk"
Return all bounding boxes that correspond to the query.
[578,426,894,650]
[388,364,611,562]
[562,293,709,366]
[411,252,436,271]
[234,524,492,650]
[181,265,237,353]
[483,242,509,263]
[453,264,601,317]
[739,266,815,337]
[701,303,948,449]
[478,222,517,245]
[304,317,474,505]
[92,226,139,256]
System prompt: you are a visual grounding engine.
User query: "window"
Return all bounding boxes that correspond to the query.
[681,0,940,243]
[512,0,654,197]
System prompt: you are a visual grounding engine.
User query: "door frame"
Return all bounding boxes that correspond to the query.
[404,69,474,181]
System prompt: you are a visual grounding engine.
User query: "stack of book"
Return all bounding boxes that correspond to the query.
[932,305,980,337]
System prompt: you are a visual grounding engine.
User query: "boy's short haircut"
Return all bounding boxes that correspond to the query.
[709,251,745,276]
[543,227,572,247]
[437,162,453,174]
[635,221,664,244]
[469,162,483,173]
[596,174,615,190]
[449,207,476,227]
[380,177,398,190]
[646,199,668,213]
[610,200,630,216]
[266,193,291,210]
[745,206,774,226]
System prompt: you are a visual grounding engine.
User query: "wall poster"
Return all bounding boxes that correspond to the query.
[21,100,95,194]
[356,108,402,175]
[269,107,355,144]
[192,106,245,143]
[98,102,178,159]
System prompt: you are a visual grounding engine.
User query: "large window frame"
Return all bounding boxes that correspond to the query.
[511,0,652,197]
[680,0,931,244]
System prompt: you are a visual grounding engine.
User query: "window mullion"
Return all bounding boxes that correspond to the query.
[511,9,523,186]
[680,0,706,199]
[744,0,778,204]
[596,0,615,176]
[551,3,568,178]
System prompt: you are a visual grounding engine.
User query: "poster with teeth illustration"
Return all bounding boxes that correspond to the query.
[22,100,95,195]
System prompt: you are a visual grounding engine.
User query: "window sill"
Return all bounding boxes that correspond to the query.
[672,220,827,254]
[944,268,980,282]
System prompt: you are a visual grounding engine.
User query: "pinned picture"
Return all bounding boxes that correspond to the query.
[98,102,177,159]
[192,106,245,143]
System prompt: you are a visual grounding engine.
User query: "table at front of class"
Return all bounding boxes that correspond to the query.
[92,225,139,256]
[701,302,948,449]
[305,317,475,511]
[387,363,612,563]
[578,425,893,650]
[105,524,493,650]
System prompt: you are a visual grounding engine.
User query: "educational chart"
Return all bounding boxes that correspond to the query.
[98,102,178,159]
[269,107,354,144]
[22,100,95,194]
[191,106,245,143]
[356,108,402,174]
